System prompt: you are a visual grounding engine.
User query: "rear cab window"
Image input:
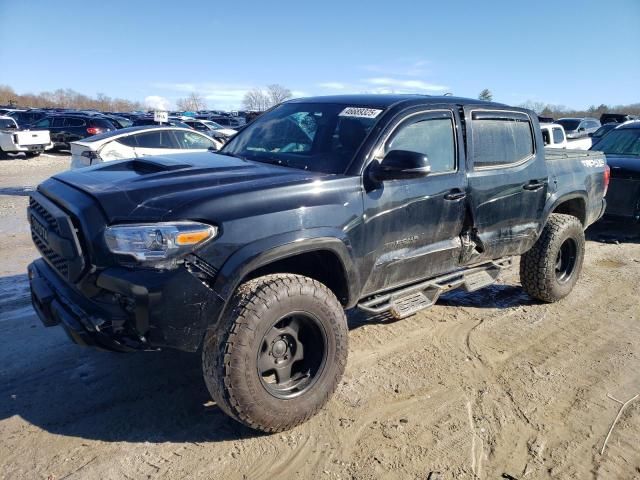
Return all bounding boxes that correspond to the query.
[470,111,534,168]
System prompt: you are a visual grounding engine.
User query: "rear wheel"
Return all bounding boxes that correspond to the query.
[202,274,348,432]
[520,213,585,302]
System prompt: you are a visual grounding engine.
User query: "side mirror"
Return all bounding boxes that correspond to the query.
[370,150,431,182]
[578,127,585,132]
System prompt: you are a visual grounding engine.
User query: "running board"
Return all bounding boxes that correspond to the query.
[357,258,512,319]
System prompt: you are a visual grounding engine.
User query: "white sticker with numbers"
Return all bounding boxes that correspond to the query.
[338,107,383,118]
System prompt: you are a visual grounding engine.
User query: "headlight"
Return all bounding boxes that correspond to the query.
[104,222,217,268]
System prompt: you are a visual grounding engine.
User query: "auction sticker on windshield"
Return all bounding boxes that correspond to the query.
[339,107,383,118]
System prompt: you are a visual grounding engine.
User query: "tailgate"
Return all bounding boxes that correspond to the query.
[16,130,51,146]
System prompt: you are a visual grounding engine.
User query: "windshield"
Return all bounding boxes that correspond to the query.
[592,129,640,156]
[556,119,580,131]
[222,103,383,174]
[0,118,17,128]
[592,124,616,138]
[203,120,224,130]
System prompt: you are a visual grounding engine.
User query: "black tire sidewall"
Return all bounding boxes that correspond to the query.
[546,220,585,298]
[205,275,348,430]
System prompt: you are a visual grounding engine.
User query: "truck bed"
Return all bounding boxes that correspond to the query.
[544,148,604,162]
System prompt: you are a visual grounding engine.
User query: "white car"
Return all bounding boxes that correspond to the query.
[178,118,238,140]
[540,123,568,149]
[0,116,53,158]
[69,126,223,169]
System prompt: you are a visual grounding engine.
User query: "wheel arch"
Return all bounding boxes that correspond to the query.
[210,233,360,327]
[545,192,588,226]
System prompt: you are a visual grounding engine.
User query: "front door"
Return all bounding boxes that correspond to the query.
[464,107,548,260]
[360,108,467,295]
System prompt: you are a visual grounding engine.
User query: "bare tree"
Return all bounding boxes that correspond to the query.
[243,88,270,111]
[267,84,292,106]
[478,89,493,101]
[176,92,207,111]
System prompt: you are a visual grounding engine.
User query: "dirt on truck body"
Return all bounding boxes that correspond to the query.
[0,153,638,479]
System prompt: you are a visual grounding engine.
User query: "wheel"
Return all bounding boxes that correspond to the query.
[520,213,585,302]
[202,273,348,432]
[25,152,41,158]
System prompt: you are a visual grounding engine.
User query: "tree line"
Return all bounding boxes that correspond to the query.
[0,84,144,112]
[478,88,640,118]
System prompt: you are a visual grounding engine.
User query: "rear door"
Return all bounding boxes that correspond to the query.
[464,107,548,260]
[132,130,180,157]
[361,108,467,295]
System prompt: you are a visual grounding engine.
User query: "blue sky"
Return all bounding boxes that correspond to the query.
[1,0,638,110]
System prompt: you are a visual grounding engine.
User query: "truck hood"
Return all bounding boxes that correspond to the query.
[47,152,329,222]
[605,154,640,179]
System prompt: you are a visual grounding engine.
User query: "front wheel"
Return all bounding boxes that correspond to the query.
[520,213,585,302]
[25,152,41,158]
[202,274,348,432]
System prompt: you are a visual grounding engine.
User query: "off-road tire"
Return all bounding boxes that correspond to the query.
[520,213,585,302]
[202,274,348,432]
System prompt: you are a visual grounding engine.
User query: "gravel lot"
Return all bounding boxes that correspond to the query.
[1,154,639,479]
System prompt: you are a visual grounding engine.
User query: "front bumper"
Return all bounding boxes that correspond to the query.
[28,258,224,352]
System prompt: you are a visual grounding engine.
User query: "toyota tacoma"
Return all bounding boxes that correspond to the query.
[28,95,609,432]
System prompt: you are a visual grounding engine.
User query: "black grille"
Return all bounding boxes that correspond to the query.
[29,194,85,281]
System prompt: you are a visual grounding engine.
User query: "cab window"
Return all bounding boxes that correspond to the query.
[384,114,456,173]
[471,111,534,168]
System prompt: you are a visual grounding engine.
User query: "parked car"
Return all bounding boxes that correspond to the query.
[556,117,601,139]
[540,123,567,148]
[589,123,620,148]
[131,116,193,129]
[7,109,50,126]
[179,118,237,140]
[0,116,53,158]
[29,114,116,149]
[590,121,640,220]
[27,94,608,433]
[196,115,245,128]
[69,126,223,169]
[600,113,638,125]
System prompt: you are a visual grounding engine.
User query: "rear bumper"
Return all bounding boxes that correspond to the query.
[6,142,53,153]
[28,258,224,352]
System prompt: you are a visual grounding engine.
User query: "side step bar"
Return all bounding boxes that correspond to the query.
[357,257,512,319]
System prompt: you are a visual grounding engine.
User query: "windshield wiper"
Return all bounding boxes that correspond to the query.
[214,150,246,160]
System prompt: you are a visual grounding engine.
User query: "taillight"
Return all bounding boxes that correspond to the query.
[603,164,610,197]
[86,127,102,135]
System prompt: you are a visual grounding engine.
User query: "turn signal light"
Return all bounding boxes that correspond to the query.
[603,165,610,197]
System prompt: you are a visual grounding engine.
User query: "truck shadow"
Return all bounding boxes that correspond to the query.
[587,218,640,244]
[1,273,536,444]
[0,274,262,443]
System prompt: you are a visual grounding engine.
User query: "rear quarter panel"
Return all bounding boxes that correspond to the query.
[544,149,607,227]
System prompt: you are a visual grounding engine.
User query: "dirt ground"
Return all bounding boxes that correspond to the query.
[1,154,639,480]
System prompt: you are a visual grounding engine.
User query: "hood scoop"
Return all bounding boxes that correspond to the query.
[100,157,191,174]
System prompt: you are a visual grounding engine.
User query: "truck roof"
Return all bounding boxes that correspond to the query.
[286,94,505,109]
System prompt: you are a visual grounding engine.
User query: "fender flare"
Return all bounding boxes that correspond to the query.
[543,191,588,226]
[210,229,360,321]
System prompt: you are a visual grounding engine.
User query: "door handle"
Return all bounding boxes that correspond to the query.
[444,190,466,201]
[523,181,545,191]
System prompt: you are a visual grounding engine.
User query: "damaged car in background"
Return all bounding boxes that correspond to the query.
[69,126,223,169]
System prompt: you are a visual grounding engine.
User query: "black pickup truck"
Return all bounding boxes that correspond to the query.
[28,95,608,432]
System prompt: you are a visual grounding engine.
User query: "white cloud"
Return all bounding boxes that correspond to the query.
[144,95,171,110]
[365,78,448,92]
[317,82,347,90]
[361,60,430,77]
